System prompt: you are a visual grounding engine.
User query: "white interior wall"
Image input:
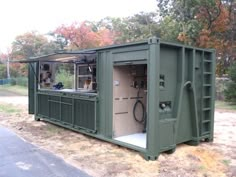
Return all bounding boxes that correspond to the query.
[113,65,147,138]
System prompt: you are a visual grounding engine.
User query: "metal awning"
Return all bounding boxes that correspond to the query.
[11,51,97,64]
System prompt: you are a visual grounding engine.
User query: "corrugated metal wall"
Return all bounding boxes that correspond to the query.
[37,93,97,132]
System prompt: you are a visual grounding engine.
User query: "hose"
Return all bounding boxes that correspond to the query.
[133,88,146,125]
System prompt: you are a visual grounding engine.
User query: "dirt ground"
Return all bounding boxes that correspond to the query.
[0,96,236,177]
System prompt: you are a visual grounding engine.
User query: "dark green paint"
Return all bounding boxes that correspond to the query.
[28,37,215,160]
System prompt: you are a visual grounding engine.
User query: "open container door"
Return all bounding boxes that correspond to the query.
[113,61,148,149]
[28,63,36,114]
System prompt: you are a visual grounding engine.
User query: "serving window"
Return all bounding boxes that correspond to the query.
[77,64,96,90]
[37,52,97,93]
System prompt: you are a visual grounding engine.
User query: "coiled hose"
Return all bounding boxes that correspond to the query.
[133,88,146,127]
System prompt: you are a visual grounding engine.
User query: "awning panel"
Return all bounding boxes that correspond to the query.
[11,51,96,64]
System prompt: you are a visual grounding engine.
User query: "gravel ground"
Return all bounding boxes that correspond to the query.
[0,96,28,106]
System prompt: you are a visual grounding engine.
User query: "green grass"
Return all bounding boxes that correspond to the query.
[222,159,231,166]
[0,84,28,96]
[46,125,61,135]
[215,101,236,110]
[0,104,21,114]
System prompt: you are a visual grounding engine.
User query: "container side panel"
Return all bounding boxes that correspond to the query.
[49,97,61,120]
[159,120,175,149]
[159,45,181,150]
[159,46,179,119]
[97,51,113,137]
[113,50,147,62]
[38,94,49,117]
[176,49,194,143]
[176,88,192,143]
[61,97,73,124]
[74,99,96,131]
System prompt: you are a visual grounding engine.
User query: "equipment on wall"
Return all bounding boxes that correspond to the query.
[133,87,147,132]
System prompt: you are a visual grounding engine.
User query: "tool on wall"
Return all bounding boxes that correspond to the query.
[130,65,147,132]
[133,85,147,133]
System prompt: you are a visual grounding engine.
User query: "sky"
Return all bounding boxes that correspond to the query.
[0,0,157,52]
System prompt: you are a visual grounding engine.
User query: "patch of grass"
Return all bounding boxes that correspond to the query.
[46,125,61,134]
[0,84,28,96]
[222,159,231,166]
[215,101,236,110]
[0,104,21,114]
[198,165,206,171]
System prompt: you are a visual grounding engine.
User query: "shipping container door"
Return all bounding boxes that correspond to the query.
[28,63,35,114]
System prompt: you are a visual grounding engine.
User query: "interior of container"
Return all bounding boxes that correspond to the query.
[113,64,147,148]
[38,61,97,93]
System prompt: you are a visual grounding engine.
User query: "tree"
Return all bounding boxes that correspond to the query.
[0,64,7,79]
[11,31,60,59]
[157,0,236,76]
[97,12,161,44]
[54,21,115,50]
[0,53,22,78]
[158,16,182,42]
[195,0,236,76]
[11,31,61,76]
[224,62,236,103]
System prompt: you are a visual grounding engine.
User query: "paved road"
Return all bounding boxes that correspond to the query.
[0,126,91,177]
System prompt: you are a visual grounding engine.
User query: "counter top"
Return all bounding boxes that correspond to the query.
[38,89,98,97]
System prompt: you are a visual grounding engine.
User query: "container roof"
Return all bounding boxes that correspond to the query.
[11,40,148,64]
[11,37,215,64]
[12,51,96,64]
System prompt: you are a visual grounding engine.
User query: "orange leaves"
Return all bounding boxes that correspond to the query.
[196,0,229,31]
[55,21,115,50]
[96,28,115,47]
[211,4,230,33]
[196,29,231,53]
[177,32,190,44]
[197,29,211,48]
[193,0,235,75]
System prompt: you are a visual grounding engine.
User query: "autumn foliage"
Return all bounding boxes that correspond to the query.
[160,0,236,76]
[54,22,115,50]
[1,2,235,78]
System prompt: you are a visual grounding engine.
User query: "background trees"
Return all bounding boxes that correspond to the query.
[0,0,235,79]
[53,21,115,50]
[96,12,160,44]
[9,32,61,76]
[157,0,236,76]
[224,62,236,103]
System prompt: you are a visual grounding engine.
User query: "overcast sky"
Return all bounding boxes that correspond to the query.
[0,0,157,52]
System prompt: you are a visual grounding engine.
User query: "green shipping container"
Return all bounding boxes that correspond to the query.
[17,37,215,160]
